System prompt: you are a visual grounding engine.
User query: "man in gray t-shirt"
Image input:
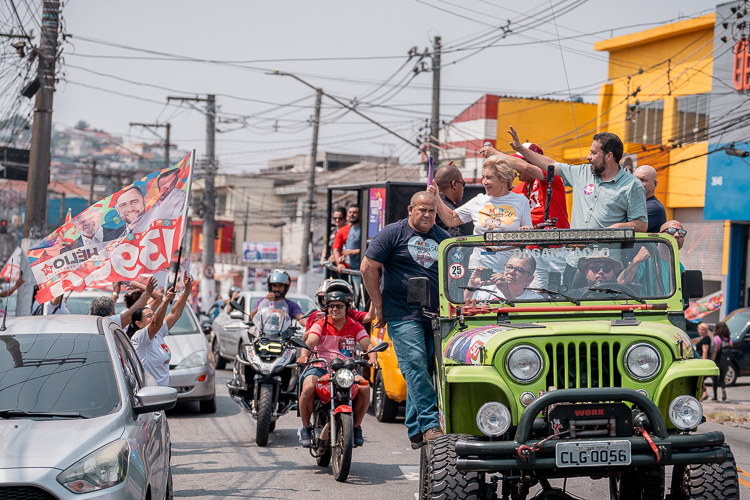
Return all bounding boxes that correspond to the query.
[508,128,647,231]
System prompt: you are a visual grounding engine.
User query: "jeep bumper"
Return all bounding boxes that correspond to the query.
[455,388,727,473]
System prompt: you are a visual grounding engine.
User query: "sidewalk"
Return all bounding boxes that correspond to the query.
[702,382,750,428]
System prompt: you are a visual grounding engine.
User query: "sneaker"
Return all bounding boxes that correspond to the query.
[410,432,425,450]
[354,426,364,447]
[722,389,727,402]
[298,425,312,448]
[423,426,444,443]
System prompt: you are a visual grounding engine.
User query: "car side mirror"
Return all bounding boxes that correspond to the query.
[133,386,177,414]
[407,277,430,308]
[229,310,244,320]
[682,270,703,299]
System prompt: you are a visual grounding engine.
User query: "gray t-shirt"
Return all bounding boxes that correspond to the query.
[556,163,647,229]
[346,224,361,270]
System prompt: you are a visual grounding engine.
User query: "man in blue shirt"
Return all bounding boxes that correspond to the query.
[361,192,450,450]
[635,165,667,233]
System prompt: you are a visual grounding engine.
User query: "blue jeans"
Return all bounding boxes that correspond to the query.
[387,320,439,438]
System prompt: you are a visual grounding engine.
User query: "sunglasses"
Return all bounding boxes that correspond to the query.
[453,180,466,187]
[328,303,346,310]
[504,264,531,277]
[332,217,344,221]
[661,227,687,237]
[587,265,613,274]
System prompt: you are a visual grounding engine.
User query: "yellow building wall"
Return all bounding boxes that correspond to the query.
[594,14,714,210]
[495,98,597,163]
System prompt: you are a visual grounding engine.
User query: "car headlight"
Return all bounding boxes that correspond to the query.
[175,350,207,370]
[669,395,703,430]
[506,346,543,383]
[334,369,355,389]
[476,402,511,436]
[625,343,661,380]
[57,439,129,494]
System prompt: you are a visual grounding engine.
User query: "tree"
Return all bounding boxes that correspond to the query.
[74,120,90,130]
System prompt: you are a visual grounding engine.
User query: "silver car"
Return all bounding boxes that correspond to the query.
[211,291,317,369]
[0,315,176,499]
[62,291,217,413]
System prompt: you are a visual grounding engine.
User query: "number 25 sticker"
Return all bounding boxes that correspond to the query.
[449,263,465,279]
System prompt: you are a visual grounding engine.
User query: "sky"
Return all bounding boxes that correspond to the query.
[30,0,716,173]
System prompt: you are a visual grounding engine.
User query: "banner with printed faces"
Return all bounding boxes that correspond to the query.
[28,151,194,303]
[0,246,21,281]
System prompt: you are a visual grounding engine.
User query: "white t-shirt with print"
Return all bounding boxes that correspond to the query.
[455,192,533,269]
[472,286,541,302]
[131,323,171,386]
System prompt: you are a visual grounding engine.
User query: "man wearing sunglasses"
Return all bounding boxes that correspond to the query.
[434,165,466,237]
[465,257,542,302]
[570,256,624,295]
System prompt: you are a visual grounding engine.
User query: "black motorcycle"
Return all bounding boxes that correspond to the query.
[291,337,389,482]
[226,300,299,446]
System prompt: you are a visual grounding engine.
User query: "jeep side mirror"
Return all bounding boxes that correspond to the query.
[407,277,430,308]
[682,270,703,299]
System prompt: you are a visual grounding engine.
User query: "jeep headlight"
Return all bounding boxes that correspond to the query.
[476,402,511,436]
[334,369,355,389]
[57,439,129,494]
[669,395,703,430]
[175,351,207,370]
[625,343,661,380]
[506,346,543,383]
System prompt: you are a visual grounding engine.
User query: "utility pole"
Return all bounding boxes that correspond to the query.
[167,95,215,311]
[299,90,322,292]
[429,36,441,166]
[129,122,171,168]
[88,159,97,204]
[243,199,249,242]
[17,0,60,316]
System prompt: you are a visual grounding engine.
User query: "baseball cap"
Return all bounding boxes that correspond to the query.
[512,142,543,160]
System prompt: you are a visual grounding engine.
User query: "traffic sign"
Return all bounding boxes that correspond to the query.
[204,265,215,279]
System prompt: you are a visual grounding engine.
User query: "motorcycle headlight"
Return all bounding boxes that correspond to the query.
[476,402,511,436]
[506,346,543,383]
[669,395,703,430]
[625,343,661,381]
[57,439,129,494]
[175,351,207,370]
[334,369,355,389]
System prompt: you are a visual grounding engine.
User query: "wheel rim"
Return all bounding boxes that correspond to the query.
[333,422,343,471]
[726,366,736,384]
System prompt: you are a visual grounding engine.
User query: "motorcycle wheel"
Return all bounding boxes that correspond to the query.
[316,444,332,467]
[332,413,353,482]
[255,384,273,447]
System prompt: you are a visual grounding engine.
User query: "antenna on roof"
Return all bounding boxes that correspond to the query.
[0,259,13,332]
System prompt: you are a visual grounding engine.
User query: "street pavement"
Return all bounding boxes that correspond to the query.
[166,369,750,500]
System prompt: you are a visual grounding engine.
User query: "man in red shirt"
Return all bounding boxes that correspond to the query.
[479,138,570,289]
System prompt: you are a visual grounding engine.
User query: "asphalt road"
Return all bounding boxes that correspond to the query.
[166,369,750,500]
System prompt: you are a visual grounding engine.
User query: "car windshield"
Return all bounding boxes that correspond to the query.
[0,333,121,418]
[66,296,200,335]
[724,311,750,343]
[445,238,676,304]
[250,297,317,315]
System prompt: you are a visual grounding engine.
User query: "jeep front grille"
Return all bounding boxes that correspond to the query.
[544,341,622,389]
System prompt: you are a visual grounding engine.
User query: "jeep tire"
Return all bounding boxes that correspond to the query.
[674,444,740,500]
[429,434,495,500]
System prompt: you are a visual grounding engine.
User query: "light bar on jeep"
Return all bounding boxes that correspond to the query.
[484,228,635,243]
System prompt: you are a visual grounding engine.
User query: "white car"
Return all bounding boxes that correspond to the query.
[211,291,317,369]
[0,315,176,499]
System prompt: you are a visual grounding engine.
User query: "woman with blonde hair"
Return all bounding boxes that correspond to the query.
[429,155,532,269]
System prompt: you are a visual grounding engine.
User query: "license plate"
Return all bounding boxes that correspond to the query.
[555,440,631,468]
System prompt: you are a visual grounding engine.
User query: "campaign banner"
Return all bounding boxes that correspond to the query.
[368,188,385,238]
[242,242,280,263]
[685,290,723,323]
[0,246,21,281]
[28,151,195,303]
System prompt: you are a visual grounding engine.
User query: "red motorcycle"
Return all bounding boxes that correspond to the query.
[292,337,388,482]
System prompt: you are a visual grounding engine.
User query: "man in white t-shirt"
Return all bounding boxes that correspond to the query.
[465,256,541,302]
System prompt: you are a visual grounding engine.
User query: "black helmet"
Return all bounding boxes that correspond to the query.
[267,269,291,297]
[324,290,353,309]
[315,279,352,308]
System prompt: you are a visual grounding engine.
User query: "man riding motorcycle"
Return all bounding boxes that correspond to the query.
[297,288,379,448]
[250,269,305,322]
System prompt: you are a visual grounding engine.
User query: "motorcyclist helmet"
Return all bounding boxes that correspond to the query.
[315,279,352,308]
[324,290,353,311]
[267,269,291,297]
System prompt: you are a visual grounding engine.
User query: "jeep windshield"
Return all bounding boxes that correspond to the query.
[444,230,676,304]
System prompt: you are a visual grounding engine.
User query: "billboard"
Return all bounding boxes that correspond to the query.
[242,241,281,263]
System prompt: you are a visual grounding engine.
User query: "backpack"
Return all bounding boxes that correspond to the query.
[717,337,733,368]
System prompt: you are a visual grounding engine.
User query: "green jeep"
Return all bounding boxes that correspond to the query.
[407,229,738,500]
